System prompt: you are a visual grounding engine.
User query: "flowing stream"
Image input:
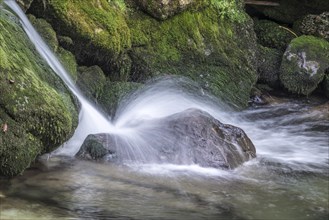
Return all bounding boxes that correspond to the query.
[1,1,328,219]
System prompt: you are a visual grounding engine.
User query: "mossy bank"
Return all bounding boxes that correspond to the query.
[0,6,78,176]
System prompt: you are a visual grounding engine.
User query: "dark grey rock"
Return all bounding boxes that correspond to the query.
[76,109,256,169]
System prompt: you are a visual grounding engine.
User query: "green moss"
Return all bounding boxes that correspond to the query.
[77,65,106,100]
[209,0,247,22]
[257,45,282,87]
[29,0,257,108]
[57,47,78,81]
[127,4,258,108]
[280,36,329,95]
[28,14,59,52]
[76,135,108,159]
[254,19,295,51]
[29,0,131,71]
[0,9,78,176]
[98,80,142,117]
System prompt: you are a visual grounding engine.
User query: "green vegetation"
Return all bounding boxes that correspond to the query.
[254,19,295,51]
[29,0,131,62]
[0,9,78,176]
[127,3,257,108]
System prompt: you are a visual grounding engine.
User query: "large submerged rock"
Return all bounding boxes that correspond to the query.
[77,109,256,169]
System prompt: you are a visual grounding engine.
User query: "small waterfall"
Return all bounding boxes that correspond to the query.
[4,1,328,171]
[4,0,116,155]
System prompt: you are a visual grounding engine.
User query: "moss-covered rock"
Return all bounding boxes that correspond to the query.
[257,45,282,87]
[57,47,78,82]
[28,0,131,76]
[0,8,78,176]
[98,80,142,117]
[254,19,296,51]
[127,1,257,108]
[76,134,109,160]
[77,65,106,101]
[28,14,59,52]
[280,36,329,95]
[135,0,204,20]
[294,12,329,41]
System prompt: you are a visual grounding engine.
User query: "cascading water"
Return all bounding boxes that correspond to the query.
[4,0,328,172]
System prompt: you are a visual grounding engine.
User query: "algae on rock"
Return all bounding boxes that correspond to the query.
[0,8,78,176]
[280,36,329,95]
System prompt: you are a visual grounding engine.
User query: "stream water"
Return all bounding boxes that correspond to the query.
[0,95,328,220]
[1,1,328,219]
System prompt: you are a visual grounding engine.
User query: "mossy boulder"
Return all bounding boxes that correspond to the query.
[257,45,282,87]
[28,14,59,52]
[254,19,295,51]
[135,0,204,20]
[127,0,258,108]
[77,65,106,101]
[0,8,78,176]
[280,36,329,95]
[249,0,329,24]
[57,47,78,82]
[76,134,109,160]
[28,0,131,76]
[98,81,142,117]
[294,12,329,41]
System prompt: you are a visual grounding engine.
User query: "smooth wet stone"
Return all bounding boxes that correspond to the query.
[76,108,256,169]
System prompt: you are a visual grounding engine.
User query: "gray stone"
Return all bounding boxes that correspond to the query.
[76,109,256,169]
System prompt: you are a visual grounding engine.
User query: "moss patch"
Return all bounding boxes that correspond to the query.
[254,19,295,51]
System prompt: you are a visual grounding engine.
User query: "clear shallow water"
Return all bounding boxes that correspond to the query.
[1,97,328,220]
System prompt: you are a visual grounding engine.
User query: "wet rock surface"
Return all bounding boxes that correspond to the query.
[77,109,256,169]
